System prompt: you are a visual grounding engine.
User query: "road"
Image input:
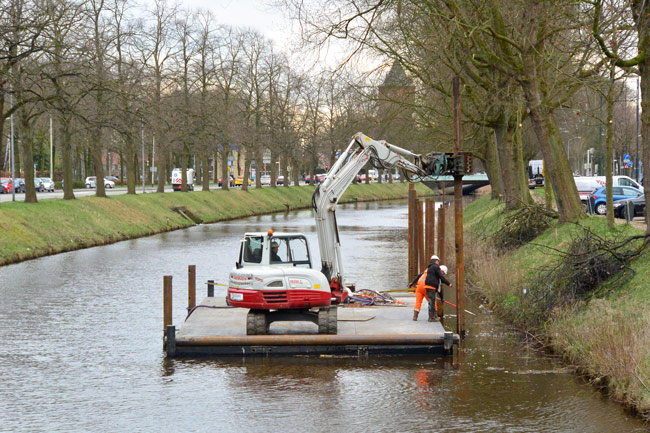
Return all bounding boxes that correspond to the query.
[0,182,308,203]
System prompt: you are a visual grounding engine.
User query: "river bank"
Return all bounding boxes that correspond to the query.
[0,182,433,267]
[462,194,650,421]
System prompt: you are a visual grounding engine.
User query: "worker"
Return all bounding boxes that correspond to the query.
[270,241,282,262]
[424,255,451,321]
[409,255,451,322]
[410,268,429,321]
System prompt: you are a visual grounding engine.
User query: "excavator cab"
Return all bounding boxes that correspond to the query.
[237,232,314,269]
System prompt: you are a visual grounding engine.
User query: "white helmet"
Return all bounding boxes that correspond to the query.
[430,255,439,261]
[440,265,448,274]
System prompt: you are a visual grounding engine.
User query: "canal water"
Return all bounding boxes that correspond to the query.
[0,201,645,432]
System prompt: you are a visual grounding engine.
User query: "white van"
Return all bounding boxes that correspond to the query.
[171,168,195,191]
[575,175,643,203]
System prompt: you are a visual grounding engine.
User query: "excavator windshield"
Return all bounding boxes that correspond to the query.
[270,236,312,268]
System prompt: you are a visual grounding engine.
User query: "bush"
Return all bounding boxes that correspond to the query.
[493,203,558,251]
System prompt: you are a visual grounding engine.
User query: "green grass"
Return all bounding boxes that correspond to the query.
[463,196,650,419]
[0,182,432,266]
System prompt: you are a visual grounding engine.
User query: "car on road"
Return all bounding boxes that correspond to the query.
[234,176,251,186]
[589,186,643,215]
[613,195,646,219]
[0,178,13,193]
[13,178,25,193]
[260,174,271,186]
[34,178,44,192]
[276,176,291,186]
[39,177,55,192]
[85,176,115,189]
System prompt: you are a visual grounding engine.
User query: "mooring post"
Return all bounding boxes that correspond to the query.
[188,265,196,312]
[452,76,466,338]
[438,203,446,264]
[207,279,215,297]
[166,325,176,357]
[417,200,426,271]
[408,184,417,282]
[163,275,173,344]
[426,199,436,259]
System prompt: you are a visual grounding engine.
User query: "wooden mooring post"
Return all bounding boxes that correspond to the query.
[417,200,425,272]
[425,198,436,259]
[437,202,446,264]
[188,265,196,312]
[163,275,173,345]
[408,184,418,282]
[452,76,466,338]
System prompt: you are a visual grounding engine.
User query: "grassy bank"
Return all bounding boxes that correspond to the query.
[463,195,650,419]
[0,182,432,266]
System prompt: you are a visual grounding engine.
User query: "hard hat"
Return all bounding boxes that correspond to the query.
[440,265,448,274]
[430,255,439,261]
[271,241,279,248]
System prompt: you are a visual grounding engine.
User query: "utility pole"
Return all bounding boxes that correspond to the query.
[142,124,145,193]
[452,76,465,338]
[634,77,641,182]
[50,115,53,179]
[10,86,15,202]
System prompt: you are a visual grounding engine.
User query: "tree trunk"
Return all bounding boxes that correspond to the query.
[60,117,75,200]
[242,146,250,192]
[639,57,650,233]
[221,145,231,191]
[19,113,37,203]
[156,150,166,193]
[91,141,106,198]
[202,151,210,191]
[520,75,584,221]
[606,63,616,229]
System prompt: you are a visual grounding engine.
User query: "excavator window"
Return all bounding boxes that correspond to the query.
[243,236,263,263]
[270,236,312,268]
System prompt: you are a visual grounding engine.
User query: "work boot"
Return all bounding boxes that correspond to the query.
[412,310,419,321]
[428,311,437,322]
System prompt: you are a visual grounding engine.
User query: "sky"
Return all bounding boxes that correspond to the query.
[179,0,295,49]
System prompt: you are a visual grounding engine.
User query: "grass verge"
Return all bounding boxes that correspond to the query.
[463,193,650,420]
[0,182,431,266]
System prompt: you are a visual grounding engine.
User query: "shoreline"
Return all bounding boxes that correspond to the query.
[0,183,433,267]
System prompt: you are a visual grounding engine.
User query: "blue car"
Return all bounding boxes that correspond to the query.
[589,186,643,215]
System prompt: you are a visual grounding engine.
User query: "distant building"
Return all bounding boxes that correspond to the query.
[377,61,416,145]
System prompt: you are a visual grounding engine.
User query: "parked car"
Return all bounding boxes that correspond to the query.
[234,176,251,186]
[84,176,115,188]
[260,174,271,186]
[39,177,55,192]
[528,173,544,189]
[589,186,643,215]
[218,175,235,187]
[613,195,646,219]
[276,176,291,186]
[13,178,25,193]
[576,175,643,204]
[34,177,44,192]
[0,177,13,193]
[305,174,326,185]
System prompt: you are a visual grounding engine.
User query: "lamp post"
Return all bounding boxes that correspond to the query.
[567,136,581,172]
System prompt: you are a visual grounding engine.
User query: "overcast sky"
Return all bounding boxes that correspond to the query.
[178,0,294,48]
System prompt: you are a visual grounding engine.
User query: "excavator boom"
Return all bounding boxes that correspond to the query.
[312,132,436,294]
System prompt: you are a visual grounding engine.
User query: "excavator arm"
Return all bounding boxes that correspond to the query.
[312,132,437,298]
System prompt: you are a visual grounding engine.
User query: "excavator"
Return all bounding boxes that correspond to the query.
[227,132,440,334]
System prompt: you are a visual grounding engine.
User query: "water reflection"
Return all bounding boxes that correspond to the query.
[0,200,646,432]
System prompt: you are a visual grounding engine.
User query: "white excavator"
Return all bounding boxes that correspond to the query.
[227,132,440,334]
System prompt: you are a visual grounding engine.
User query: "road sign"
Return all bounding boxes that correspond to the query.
[263,150,271,164]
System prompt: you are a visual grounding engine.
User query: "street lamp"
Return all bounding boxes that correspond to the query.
[567,136,581,173]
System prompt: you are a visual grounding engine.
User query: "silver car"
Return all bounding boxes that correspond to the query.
[39,177,55,192]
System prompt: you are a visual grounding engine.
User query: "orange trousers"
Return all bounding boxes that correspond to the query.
[414,285,436,312]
